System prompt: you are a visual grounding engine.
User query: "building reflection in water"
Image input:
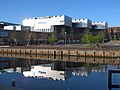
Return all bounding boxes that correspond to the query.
[23,64,70,80]
[0,57,110,81]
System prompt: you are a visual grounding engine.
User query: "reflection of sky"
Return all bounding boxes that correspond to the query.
[112,73,120,85]
[0,71,108,90]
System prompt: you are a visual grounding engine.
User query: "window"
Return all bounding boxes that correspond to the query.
[39,71,46,74]
[60,20,64,23]
[60,73,65,75]
[40,29,42,32]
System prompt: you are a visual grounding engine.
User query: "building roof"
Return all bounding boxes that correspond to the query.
[0,21,20,26]
[25,15,68,20]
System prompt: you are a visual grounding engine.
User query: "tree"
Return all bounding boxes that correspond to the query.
[31,32,37,45]
[94,33,103,43]
[0,35,4,46]
[47,32,57,43]
[81,32,104,46]
[24,30,31,45]
[24,30,37,45]
[81,32,94,44]
[10,29,18,45]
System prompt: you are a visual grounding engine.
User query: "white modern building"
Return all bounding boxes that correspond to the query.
[22,15,108,34]
[72,18,92,29]
[92,21,108,30]
[22,15,72,32]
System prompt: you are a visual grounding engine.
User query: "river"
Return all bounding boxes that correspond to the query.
[0,56,120,90]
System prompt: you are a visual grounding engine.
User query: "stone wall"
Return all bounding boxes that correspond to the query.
[0,48,120,58]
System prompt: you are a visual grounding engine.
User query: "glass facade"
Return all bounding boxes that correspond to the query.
[0,31,8,37]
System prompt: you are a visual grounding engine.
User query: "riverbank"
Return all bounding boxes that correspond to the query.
[0,44,120,58]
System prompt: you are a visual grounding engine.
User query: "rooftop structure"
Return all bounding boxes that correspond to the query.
[92,21,108,30]
[72,18,92,29]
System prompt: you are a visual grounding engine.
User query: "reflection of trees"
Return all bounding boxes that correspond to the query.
[53,61,66,71]
[0,57,106,78]
[0,58,53,72]
[83,63,105,73]
[20,59,31,72]
[83,63,92,72]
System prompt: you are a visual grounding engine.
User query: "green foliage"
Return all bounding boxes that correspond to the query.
[83,63,99,71]
[82,32,94,44]
[94,33,103,43]
[82,32,104,44]
[47,32,57,43]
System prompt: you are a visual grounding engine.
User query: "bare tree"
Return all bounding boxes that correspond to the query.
[24,30,31,46]
[24,30,37,45]
[10,27,18,45]
[31,32,37,45]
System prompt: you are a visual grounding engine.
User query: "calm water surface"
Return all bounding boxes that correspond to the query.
[0,57,120,90]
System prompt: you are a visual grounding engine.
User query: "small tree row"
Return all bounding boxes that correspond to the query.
[81,32,104,45]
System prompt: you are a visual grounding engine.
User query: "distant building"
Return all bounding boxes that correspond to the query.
[0,21,31,45]
[107,26,120,40]
[3,25,30,32]
[91,21,108,42]
[0,15,109,45]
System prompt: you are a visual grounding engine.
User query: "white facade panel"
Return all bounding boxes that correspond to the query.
[15,26,22,31]
[4,25,22,31]
[23,15,72,32]
[4,26,14,30]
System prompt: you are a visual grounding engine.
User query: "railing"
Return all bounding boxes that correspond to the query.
[108,70,120,90]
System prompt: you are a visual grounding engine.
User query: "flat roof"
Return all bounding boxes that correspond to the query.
[0,21,20,26]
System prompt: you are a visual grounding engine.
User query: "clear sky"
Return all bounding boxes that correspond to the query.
[0,0,120,26]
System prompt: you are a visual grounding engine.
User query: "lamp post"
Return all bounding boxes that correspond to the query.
[113,30,116,49]
[65,32,67,44]
[114,30,116,41]
[2,35,3,47]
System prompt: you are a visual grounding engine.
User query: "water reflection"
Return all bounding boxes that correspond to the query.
[0,58,106,79]
[0,57,120,90]
[23,64,68,81]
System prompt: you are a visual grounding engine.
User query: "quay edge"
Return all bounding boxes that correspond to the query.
[0,48,120,58]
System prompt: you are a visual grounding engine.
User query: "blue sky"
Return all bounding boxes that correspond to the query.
[0,0,120,26]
